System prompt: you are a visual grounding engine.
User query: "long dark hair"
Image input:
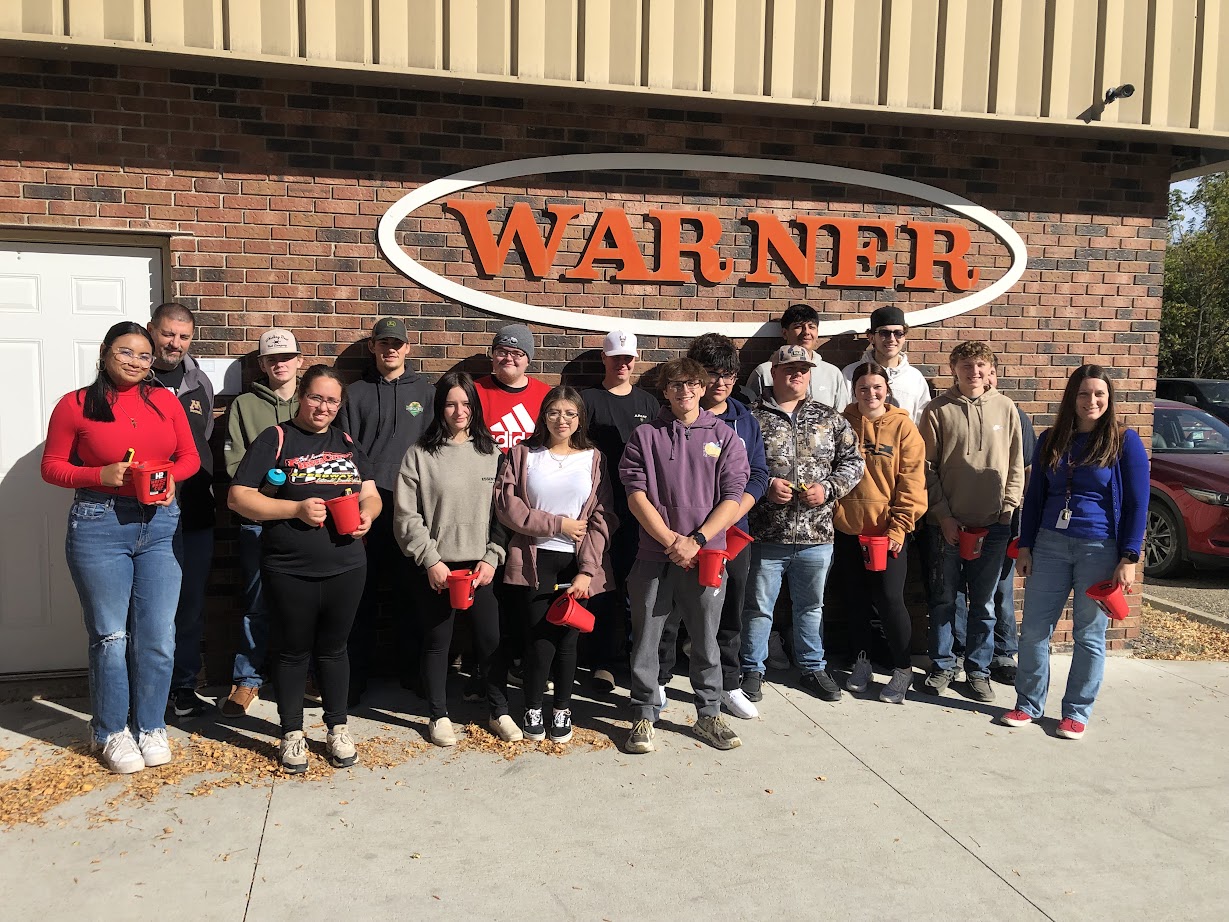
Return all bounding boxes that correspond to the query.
[419,371,496,455]
[1042,364,1124,470]
[524,385,593,451]
[82,322,165,423]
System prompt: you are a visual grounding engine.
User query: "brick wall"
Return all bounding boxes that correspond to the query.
[0,57,1177,673]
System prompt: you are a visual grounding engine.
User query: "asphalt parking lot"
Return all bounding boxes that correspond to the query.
[1144,567,1229,620]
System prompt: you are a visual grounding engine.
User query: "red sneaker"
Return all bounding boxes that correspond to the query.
[1056,718,1086,740]
[1000,709,1033,728]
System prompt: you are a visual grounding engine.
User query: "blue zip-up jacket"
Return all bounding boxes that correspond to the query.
[716,397,770,533]
[1019,427,1148,559]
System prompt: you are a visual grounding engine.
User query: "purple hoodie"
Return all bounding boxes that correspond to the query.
[619,407,750,562]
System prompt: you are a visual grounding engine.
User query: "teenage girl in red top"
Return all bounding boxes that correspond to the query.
[41,321,199,774]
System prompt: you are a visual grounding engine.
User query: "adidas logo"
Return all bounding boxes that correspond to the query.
[489,403,537,449]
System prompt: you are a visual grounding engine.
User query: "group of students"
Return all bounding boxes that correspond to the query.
[40,301,1148,775]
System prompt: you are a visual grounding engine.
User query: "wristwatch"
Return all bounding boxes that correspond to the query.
[689,529,708,548]
[1122,551,1140,564]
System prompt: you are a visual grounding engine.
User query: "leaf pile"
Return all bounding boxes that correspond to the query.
[1135,605,1229,661]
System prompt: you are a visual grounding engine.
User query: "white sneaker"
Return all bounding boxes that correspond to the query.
[846,653,874,693]
[138,727,172,767]
[488,714,524,742]
[95,728,144,774]
[721,688,759,719]
[326,724,358,768]
[429,717,457,747]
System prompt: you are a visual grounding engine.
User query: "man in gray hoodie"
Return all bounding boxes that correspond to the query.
[619,357,750,754]
[336,317,434,703]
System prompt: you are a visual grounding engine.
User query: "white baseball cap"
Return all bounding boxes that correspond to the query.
[602,331,638,357]
[259,329,300,356]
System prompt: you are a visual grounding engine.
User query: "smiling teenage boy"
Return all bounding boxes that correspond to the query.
[841,305,931,424]
[919,341,1024,703]
[620,357,750,753]
[476,324,552,453]
[746,304,850,410]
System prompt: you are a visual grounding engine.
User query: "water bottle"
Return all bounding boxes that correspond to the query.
[259,468,287,497]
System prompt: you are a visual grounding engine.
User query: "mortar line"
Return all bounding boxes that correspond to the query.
[772,685,1057,922]
[241,776,276,922]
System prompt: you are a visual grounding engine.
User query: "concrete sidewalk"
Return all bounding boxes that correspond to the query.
[1,655,1225,921]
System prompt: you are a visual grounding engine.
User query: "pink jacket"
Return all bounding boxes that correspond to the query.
[495,444,618,593]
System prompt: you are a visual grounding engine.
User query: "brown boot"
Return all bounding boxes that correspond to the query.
[219,684,259,717]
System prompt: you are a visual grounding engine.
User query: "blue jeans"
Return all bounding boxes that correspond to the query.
[741,542,833,675]
[65,490,182,744]
[954,554,1020,663]
[232,523,269,688]
[1015,529,1118,723]
[171,526,214,691]
[927,523,1011,678]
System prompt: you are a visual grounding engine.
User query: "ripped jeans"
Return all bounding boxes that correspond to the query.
[65,490,182,744]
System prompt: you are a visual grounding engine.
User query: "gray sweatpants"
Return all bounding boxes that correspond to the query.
[628,559,726,720]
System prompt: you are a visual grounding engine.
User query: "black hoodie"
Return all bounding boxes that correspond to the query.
[335,367,434,491]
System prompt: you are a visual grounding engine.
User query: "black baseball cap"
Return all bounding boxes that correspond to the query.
[371,317,409,343]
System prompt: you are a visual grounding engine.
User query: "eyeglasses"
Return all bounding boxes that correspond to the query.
[492,347,527,361]
[874,329,907,340]
[706,370,738,384]
[666,380,704,393]
[304,394,342,410]
[545,410,579,421]
[112,348,154,367]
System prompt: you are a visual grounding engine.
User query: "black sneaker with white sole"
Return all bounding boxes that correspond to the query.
[523,708,546,741]
[169,688,210,719]
[549,708,573,743]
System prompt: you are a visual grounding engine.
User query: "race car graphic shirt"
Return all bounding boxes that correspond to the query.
[475,375,552,453]
[232,421,373,577]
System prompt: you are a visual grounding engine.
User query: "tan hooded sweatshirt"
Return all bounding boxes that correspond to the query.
[834,404,927,545]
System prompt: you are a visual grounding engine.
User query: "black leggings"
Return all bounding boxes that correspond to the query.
[264,566,366,734]
[509,550,581,711]
[833,531,912,670]
[415,563,503,720]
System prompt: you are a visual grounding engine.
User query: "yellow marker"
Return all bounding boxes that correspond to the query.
[123,448,136,463]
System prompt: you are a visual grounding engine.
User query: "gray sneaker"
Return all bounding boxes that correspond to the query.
[280,730,308,774]
[921,667,954,696]
[694,714,741,750]
[880,668,912,704]
[626,718,655,754]
[326,724,357,768]
[846,652,873,693]
[966,675,996,703]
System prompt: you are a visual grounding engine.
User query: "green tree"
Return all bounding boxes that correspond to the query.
[1162,173,1229,378]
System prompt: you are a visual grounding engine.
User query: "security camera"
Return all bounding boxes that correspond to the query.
[1104,84,1135,103]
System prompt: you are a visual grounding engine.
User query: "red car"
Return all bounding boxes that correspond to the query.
[1147,399,1229,578]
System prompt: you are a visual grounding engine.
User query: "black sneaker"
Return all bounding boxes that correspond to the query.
[799,670,842,702]
[463,672,485,702]
[549,708,573,743]
[989,661,1018,685]
[523,707,546,741]
[921,666,954,696]
[169,688,210,719]
[965,675,996,703]
[740,671,764,703]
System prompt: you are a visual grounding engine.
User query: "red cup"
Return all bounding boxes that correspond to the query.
[859,535,890,572]
[724,526,754,560]
[446,570,480,610]
[1006,538,1020,560]
[958,526,989,561]
[697,549,726,588]
[130,461,172,504]
[546,594,596,633]
[323,492,362,535]
[1086,580,1129,621]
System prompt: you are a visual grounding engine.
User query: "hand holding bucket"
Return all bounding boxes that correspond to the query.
[446,569,480,610]
[859,535,890,571]
[697,549,726,588]
[323,492,362,535]
[131,460,173,505]
[724,526,754,560]
[1086,580,1129,621]
[546,594,595,633]
[958,526,989,561]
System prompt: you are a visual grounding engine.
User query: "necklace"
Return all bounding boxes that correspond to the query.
[547,449,570,468]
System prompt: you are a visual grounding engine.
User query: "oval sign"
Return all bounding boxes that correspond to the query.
[377,153,1028,338]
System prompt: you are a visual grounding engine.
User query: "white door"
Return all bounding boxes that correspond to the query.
[0,242,163,675]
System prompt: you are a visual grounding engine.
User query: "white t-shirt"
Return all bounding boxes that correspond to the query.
[525,448,596,553]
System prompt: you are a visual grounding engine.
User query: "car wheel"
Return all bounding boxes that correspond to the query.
[1144,500,1184,579]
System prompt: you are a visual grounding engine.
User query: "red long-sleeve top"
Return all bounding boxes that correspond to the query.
[41,385,201,496]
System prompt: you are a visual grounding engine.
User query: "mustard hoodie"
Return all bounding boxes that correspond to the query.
[834,404,927,545]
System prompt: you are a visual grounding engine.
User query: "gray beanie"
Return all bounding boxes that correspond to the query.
[491,323,535,361]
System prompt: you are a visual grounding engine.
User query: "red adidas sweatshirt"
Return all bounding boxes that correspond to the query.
[475,375,552,452]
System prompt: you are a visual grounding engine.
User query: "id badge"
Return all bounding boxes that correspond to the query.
[1056,508,1072,530]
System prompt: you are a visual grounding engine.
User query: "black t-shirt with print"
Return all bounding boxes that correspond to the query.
[232,421,373,577]
[582,385,660,513]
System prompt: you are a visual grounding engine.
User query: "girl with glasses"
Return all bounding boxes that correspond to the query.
[228,365,381,773]
[41,321,201,774]
[494,386,617,742]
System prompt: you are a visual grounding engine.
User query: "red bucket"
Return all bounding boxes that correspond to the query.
[130,461,172,504]
[546,594,595,633]
[1006,538,1020,560]
[323,492,362,535]
[1086,580,1129,621]
[724,526,754,560]
[958,526,989,561]
[446,570,480,610]
[859,535,890,572]
[697,549,726,588]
